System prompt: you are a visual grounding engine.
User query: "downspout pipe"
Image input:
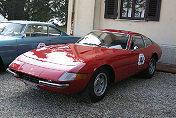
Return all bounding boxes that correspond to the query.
[70,0,75,35]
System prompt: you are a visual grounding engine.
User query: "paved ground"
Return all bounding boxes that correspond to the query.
[158,45,176,66]
[0,70,176,118]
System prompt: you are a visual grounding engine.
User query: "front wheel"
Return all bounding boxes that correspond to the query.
[143,56,156,78]
[86,68,110,103]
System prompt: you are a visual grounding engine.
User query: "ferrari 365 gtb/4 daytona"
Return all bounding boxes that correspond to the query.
[7,29,162,102]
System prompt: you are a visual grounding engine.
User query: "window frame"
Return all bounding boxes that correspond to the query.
[120,0,146,20]
[129,34,145,50]
[104,0,162,21]
[78,31,130,50]
[25,24,49,37]
[48,26,61,37]
[25,25,32,37]
[142,35,153,47]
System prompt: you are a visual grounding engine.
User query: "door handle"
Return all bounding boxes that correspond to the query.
[46,39,52,41]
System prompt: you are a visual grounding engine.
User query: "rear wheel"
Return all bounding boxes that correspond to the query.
[86,68,110,103]
[143,56,156,78]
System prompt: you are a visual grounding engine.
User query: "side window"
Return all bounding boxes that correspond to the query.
[99,33,113,46]
[112,33,128,49]
[142,35,152,47]
[99,32,128,49]
[48,27,61,36]
[30,25,48,37]
[25,25,31,37]
[130,35,145,50]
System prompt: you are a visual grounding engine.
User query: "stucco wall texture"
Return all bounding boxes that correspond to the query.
[67,0,176,64]
[67,0,176,46]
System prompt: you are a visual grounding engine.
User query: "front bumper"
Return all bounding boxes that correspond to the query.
[7,68,69,89]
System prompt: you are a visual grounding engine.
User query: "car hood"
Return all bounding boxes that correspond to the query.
[23,43,118,66]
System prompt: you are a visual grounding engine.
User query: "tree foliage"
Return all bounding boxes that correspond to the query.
[0,0,68,25]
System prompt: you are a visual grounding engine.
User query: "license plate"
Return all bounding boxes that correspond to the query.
[24,81,40,90]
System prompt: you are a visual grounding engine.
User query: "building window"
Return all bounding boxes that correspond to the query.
[104,0,161,21]
[121,0,146,20]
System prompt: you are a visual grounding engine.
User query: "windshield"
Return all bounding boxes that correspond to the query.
[78,31,129,49]
[0,22,25,36]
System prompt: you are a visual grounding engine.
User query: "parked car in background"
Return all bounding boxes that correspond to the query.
[0,20,79,66]
[7,29,162,102]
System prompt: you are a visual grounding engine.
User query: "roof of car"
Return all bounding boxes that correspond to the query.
[0,20,55,26]
[96,29,140,35]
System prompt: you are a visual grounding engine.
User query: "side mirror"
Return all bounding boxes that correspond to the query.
[21,34,26,38]
[133,46,139,51]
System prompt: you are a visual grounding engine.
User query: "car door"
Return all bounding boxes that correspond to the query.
[17,24,52,55]
[0,37,17,65]
[46,26,79,45]
[45,26,65,45]
[99,32,131,81]
[127,34,147,76]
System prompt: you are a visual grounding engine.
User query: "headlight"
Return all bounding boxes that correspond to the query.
[58,72,88,81]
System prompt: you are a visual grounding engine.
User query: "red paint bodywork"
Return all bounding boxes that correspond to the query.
[9,30,162,93]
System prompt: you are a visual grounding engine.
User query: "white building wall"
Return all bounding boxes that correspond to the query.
[67,0,176,65]
[67,0,176,64]
[98,0,176,46]
[68,0,176,46]
[67,0,95,36]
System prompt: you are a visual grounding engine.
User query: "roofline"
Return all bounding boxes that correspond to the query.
[0,20,55,26]
[95,29,141,35]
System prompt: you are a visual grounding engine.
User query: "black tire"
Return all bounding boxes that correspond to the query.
[86,68,110,103]
[142,56,157,78]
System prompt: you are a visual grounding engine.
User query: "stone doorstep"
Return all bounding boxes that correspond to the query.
[156,62,176,74]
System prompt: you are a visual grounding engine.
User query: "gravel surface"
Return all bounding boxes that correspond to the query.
[0,71,176,118]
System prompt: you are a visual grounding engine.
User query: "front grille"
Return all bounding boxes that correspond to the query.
[9,69,69,88]
[19,72,44,84]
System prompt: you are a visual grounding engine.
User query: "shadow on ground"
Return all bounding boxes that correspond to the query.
[0,71,176,117]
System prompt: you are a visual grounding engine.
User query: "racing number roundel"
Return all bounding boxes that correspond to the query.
[37,43,46,48]
[138,53,145,66]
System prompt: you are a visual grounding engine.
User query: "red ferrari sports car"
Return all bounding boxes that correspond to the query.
[7,29,162,102]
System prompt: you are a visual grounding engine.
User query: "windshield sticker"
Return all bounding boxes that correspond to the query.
[138,53,145,65]
[37,43,46,48]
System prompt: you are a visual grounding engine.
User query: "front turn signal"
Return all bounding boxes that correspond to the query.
[58,72,88,81]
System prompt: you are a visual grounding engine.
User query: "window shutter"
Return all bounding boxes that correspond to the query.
[145,0,162,21]
[104,0,118,19]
